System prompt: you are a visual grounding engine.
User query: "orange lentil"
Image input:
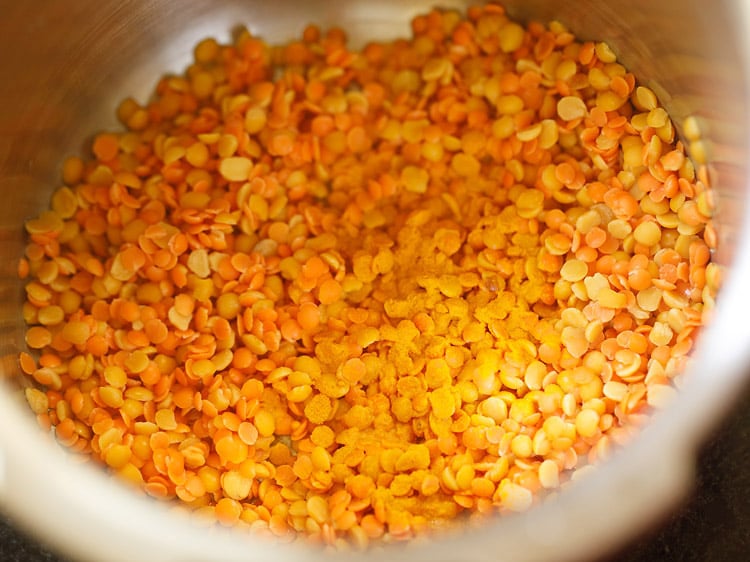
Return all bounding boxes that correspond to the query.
[92,133,120,162]
[215,497,242,526]
[18,3,717,549]
[26,326,52,349]
[317,278,342,305]
[18,257,30,279]
[341,357,367,385]
[297,302,320,331]
[19,351,37,375]
[555,162,576,185]
[584,227,607,249]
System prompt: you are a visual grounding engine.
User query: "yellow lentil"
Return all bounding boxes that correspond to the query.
[401,165,430,194]
[557,96,587,121]
[19,2,718,549]
[538,459,560,489]
[497,481,533,513]
[560,259,588,282]
[633,221,662,246]
[219,156,253,182]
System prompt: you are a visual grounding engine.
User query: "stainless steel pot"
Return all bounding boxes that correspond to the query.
[1,1,749,561]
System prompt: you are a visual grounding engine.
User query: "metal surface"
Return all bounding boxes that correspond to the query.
[0,1,749,561]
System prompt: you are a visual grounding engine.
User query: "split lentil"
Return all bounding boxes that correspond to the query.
[19,2,718,548]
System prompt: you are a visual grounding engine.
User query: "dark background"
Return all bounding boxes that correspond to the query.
[2,382,748,562]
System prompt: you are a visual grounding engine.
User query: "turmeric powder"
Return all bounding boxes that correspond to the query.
[19,2,718,548]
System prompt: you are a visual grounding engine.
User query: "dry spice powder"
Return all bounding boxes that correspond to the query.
[18,3,719,548]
